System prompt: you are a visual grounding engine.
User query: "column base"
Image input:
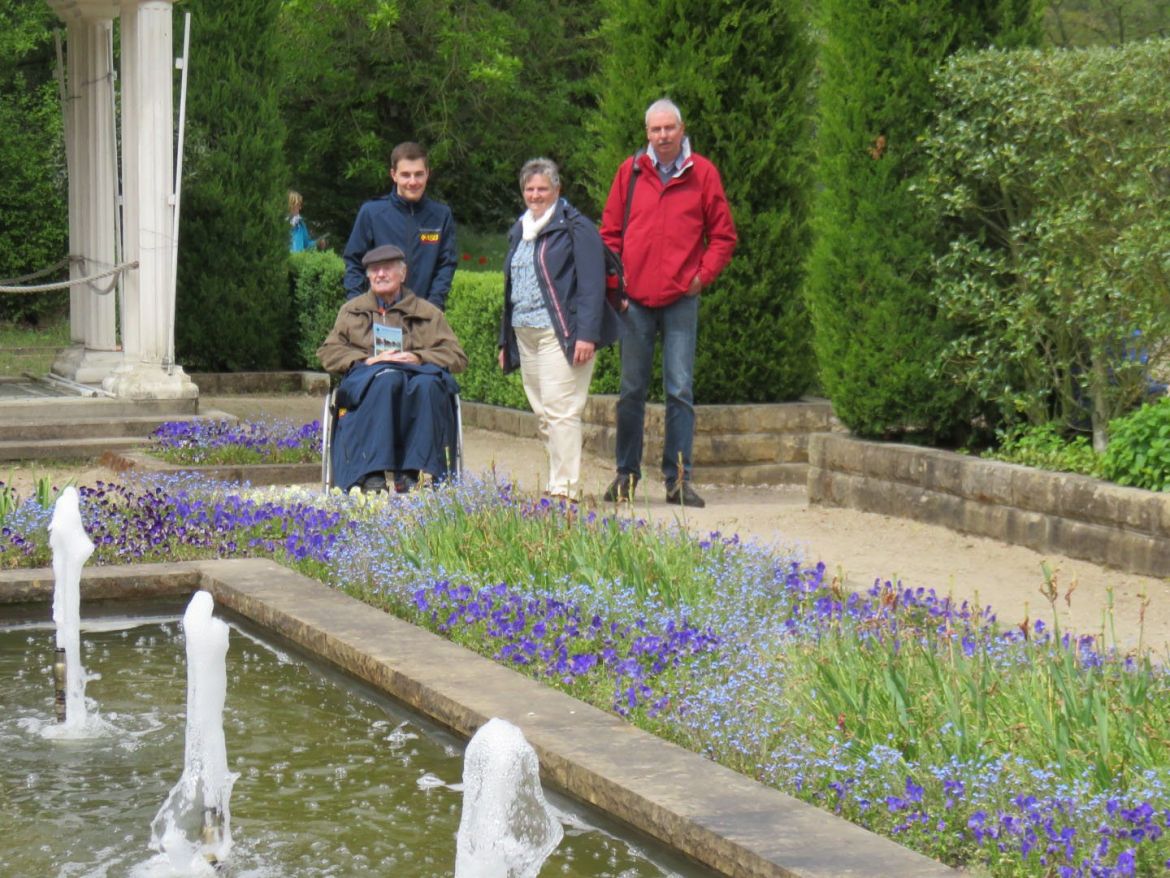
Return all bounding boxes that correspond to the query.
[102,361,200,400]
[51,346,125,386]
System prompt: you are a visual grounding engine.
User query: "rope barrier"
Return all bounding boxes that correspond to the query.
[0,260,138,295]
[0,256,80,285]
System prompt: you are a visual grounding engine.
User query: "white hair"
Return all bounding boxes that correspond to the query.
[645,98,683,126]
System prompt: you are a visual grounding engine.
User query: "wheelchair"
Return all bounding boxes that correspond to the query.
[320,373,462,492]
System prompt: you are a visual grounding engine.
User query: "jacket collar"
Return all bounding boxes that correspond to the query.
[388,191,429,213]
[643,138,693,179]
[353,287,422,315]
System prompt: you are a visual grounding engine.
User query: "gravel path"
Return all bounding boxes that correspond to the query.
[7,393,1166,652]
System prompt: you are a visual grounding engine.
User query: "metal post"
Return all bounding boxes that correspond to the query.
[166,11,191,375]
[53,646,67,723]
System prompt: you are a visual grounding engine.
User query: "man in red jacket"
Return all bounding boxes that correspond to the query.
[599,98,737,508]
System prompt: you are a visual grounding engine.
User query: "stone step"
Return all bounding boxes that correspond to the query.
[0,395,200,424]
[0,413,223,443]
[0,435,147,462]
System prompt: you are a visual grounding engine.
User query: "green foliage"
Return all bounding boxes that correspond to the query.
[982,423,1102,477]
[784,584,1168,790]
[360,492,739,607]
[175,0,291,372]
[0,2,68,324]
[924,40,1170,448]
[588,0,817,402]
[277,0,600,238]
[806,0,1041,440]
[289,250,346,369]
[1101,397,1170,490]
[444,272,527,409]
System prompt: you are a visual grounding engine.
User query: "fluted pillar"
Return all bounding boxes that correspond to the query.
[103,0,196,399]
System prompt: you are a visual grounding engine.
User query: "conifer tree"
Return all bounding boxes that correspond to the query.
[175,0,289,371]
[805,0,1040,440]
[587,0,815,403]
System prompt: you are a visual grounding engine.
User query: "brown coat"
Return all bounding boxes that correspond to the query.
[317,288,468,375]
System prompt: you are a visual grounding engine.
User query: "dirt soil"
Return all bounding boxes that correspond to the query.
[7,393,1168,652]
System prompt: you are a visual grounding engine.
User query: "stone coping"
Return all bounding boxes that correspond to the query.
[0,560,955,878]
[105,449,320,486]
[190,370,330,395]
[808,433,1170,578]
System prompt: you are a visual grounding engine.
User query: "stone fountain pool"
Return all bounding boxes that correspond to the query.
[1,609,710,877]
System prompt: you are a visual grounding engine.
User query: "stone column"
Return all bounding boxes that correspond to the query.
[103,0,196,400]
[53,18,122,383]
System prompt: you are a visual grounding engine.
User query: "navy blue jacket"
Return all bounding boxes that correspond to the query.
[499,199,619,372]
[343,192,459,309]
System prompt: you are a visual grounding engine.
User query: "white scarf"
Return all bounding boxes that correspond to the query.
[520,205,556,241]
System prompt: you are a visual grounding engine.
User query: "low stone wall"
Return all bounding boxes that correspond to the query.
[464,395,839,486]
[191,371,330,395]
[808,433,1170,578]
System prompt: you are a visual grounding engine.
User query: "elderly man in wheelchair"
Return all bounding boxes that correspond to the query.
[317,244,468,493]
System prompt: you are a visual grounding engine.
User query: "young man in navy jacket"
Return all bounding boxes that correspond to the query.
[343,142,459,310]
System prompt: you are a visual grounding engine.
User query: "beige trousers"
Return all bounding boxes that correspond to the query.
[515,326,595,497]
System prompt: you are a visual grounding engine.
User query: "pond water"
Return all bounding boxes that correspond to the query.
[0,613,711,877]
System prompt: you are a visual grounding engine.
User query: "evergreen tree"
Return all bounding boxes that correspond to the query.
[277,0,600,236]
[0,1,67,324]
[175,0,289,371]
[587,0,816,403]
[805,0,1040,440]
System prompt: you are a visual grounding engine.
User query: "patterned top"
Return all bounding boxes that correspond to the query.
[509,239,551,329]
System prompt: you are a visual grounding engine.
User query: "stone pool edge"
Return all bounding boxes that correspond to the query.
[0,559,955,878]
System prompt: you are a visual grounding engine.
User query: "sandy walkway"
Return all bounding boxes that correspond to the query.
[5,393,1167,652]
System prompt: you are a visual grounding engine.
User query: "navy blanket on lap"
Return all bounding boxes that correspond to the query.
[332,362,459,491]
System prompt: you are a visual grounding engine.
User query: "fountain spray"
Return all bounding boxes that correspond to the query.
[149,590,236,871]
[48,486,95,726]
[455,717,563,878]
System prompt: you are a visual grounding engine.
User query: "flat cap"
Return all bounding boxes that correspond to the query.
[362,244,406,266]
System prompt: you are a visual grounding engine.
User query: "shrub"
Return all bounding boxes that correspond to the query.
[924,40,1170,451]
[805,0,1040,441]
[175,0,290,372]
[587,0,816,403]
[1101,397,1170,491]
[289,251,346,369]
[0,1,67,324]
[982,423,1101,478]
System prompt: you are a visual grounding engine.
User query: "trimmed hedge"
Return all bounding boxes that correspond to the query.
[289,255,621,408]
[924,39,1170,450]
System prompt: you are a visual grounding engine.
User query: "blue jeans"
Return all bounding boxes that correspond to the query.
[615,295,698,485]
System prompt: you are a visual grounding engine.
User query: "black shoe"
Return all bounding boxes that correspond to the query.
[665,481,705,508]
[603,473,638,502]
[360,472,388,494]
[394,470,419,493]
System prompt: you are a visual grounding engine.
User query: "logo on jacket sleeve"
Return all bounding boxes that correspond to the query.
[419,229,441,244]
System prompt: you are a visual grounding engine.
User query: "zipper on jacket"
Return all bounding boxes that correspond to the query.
[536,236,570,339]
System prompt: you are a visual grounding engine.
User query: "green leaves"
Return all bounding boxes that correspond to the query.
[924,40,1170,443]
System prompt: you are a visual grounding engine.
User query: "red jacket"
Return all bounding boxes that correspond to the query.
[599,146,737,309]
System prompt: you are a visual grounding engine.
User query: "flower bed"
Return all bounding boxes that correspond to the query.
[1,475,1167,876]
[149,418,321,466]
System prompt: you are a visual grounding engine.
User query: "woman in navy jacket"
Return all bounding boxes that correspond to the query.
[498,157,618,500]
